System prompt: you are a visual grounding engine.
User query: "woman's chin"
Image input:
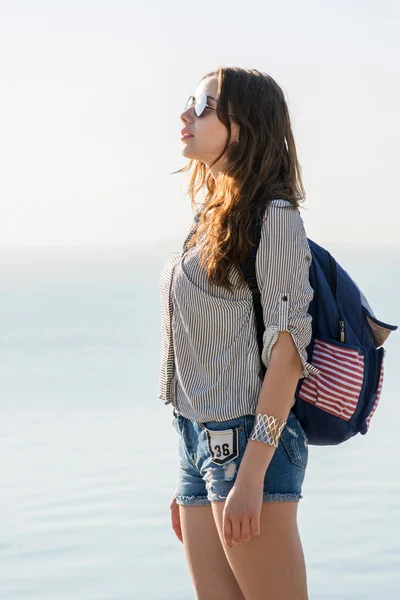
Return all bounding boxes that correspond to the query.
[180,145,201,160]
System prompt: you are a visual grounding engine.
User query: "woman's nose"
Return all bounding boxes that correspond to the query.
[180,107,194,123]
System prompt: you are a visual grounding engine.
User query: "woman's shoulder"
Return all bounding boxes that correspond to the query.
[269,198,293,208]
[262,198,301,226]
[260,198,309,251]
[267,198,298,211]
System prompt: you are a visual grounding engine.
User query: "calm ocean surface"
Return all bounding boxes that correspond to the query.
[1,242,399,600]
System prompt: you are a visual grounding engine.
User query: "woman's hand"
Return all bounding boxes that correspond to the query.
[222,480,263,547]
[170,487,183,543]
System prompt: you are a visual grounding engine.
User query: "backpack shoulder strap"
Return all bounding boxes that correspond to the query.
[239,202,267,379]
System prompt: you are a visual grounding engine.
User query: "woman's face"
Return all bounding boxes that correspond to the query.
[179,75,239,177]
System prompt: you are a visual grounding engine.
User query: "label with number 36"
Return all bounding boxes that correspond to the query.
[205,427,240,465]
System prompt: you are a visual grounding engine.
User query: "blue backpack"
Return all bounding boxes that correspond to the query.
[239,202,397,446]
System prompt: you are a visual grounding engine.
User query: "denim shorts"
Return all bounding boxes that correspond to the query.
[172,409,308,505]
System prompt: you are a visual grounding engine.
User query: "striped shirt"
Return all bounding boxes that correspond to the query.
[158,198,320,422]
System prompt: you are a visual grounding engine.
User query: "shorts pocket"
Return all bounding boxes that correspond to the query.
[203,426,241,466]
[280,416,308,470]
[172,415,181,434]
[297,337,365,421]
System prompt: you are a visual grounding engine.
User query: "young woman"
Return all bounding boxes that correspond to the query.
[158,66,317,600]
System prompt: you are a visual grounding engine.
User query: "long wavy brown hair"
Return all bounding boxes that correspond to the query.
[172,66,306,294]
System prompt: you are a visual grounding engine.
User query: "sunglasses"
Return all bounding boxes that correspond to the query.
[184,92,236,118]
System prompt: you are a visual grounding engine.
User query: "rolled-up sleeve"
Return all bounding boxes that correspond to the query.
[255,199,321,379]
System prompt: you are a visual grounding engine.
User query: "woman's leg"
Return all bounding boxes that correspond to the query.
[211,500,308,600]
[179,504,246,600]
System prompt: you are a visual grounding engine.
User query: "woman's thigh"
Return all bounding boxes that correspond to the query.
[179,504,246,600]
[211,501,308,600]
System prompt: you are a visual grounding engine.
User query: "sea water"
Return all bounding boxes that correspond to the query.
[1,242,399,600]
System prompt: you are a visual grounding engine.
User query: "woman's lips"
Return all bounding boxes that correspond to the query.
[181,134,194,140]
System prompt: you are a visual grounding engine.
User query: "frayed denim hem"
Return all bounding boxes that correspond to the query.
[175,493,302,506]
[175,495,211,506]
[262,493,302,503]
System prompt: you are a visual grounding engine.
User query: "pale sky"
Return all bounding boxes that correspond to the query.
[1,0,399,247]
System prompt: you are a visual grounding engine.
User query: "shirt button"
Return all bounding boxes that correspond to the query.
[282,295,288,301]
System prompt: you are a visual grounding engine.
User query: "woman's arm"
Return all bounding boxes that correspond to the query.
[236,331,303,486]
[235,200,319,485]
